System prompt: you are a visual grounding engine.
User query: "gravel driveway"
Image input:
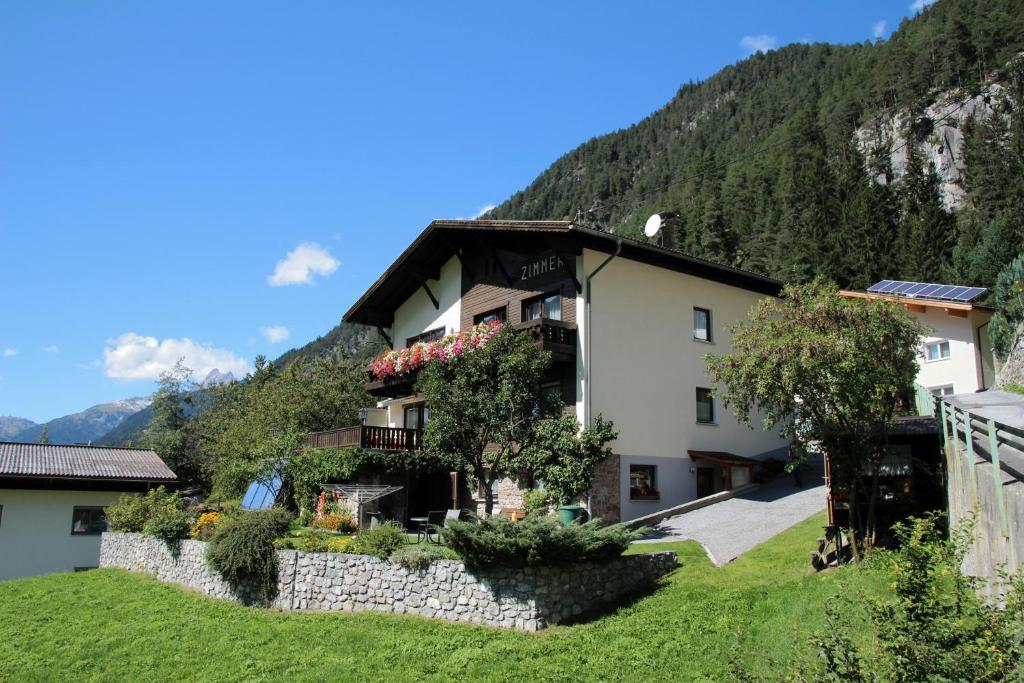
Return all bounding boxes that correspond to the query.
[635,456,826,566]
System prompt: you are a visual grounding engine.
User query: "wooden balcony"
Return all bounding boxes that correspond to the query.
[302,425,423,451]
[512,318,577,362]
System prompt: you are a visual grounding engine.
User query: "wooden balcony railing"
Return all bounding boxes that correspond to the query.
[302,425,424,451]
[512,318,577,360]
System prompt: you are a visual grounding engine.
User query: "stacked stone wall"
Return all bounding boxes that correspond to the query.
[100,532,675,631]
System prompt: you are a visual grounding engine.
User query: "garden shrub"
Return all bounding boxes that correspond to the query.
[206,508,294,598]
[522,489,549,515]
[390,544,460,570]
[440,515,641,570]
[310,512,355,532]
[352,521,406,558]
[191,511,223,540]
[142,508,192,549]
[276,530,355,553]
[808,514,1024,682]
[106,486,182,532]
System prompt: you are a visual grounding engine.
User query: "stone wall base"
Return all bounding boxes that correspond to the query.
[100,533,675,631]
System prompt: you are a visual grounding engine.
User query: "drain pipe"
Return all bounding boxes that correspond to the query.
[583,237,622,518]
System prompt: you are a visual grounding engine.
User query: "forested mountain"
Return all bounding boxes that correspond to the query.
[486,0,1024,292]
[4,397,151,445]
[0,416,37,439]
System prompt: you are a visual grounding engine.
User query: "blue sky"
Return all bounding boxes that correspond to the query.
[0,1,933,423]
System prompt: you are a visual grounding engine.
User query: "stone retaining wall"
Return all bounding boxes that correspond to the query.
[99,533,676,631]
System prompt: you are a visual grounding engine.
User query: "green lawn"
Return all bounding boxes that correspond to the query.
[0,512,886,682]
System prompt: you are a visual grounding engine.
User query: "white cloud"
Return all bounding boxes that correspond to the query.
[740,34,777,54]
[261,325,290,344]
[909,0,935,11]
[43,345,59,354]
[873,20,887,39]
[473,204,496,219]
[103,333,250,381]
[267,242,339,286]
[2,348,16,357]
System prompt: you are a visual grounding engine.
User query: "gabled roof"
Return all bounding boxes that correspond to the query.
[344,219,782,327]
[0,442,177,482]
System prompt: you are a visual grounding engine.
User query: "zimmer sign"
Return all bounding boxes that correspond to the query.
[519,254,567,282]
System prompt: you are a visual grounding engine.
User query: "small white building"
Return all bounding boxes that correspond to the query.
[0,442,176,581]
[840,281,996,397]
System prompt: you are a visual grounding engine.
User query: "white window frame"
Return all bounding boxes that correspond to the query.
[923,339,951,363]
[930,384,954,397]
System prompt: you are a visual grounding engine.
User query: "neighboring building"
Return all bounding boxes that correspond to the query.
[0,442,176,580]
[839,280,996,396]
[306,220,789,522]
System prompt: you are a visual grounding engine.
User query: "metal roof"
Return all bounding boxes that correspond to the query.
[0,442,177,482]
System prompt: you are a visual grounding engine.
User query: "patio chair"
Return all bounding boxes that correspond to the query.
[418,510,446,544]
[443,509,462,528]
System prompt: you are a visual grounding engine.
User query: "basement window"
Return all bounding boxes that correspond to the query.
[630,465,659,501]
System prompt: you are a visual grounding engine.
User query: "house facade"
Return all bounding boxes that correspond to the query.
[311,220,788,522]
[0,442,176,580]
[839,284,996,397]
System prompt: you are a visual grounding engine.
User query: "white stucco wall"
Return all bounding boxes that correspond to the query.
[912,307,992,395]
[0,489,126,581]
[581,249,788,521]
[391,256,462,350]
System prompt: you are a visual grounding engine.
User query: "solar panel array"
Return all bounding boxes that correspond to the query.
[867,280,987,303]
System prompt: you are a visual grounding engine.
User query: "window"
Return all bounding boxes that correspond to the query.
[522,292,562,321]
[74,566,98,572]
[924,340,950,362]
[693,307,712,342]
[403,403,429,430]
[629,465,659,500]
[930,385,954,397]
[473,307,507,325]
[71,507,107,535]
[406,327,445,347]
[696,387,715,424]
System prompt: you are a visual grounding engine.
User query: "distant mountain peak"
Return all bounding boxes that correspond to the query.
[201,368,235,387]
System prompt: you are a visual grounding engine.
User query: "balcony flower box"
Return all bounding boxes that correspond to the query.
[369,320,502,381]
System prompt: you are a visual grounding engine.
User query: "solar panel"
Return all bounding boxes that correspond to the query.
[867,280,987,303]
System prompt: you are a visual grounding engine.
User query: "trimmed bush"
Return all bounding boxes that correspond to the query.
[106,486,182,532]
[389,544,460,570]
[142,508,192,549]
[206,508,294,598]
[440,516,641,570]
[352,521,406,558]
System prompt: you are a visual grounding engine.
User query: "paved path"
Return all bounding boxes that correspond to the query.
[635,457,826,566]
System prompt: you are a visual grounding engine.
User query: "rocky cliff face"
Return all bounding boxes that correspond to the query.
[995,322,1024,389]
[855,83,1010,211]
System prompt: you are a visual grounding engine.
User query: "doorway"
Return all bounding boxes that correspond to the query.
[696,467,716,498]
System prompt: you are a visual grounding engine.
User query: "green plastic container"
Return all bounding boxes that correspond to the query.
[557,505,584,524]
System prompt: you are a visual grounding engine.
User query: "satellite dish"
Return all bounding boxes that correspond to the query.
[644,213,663,238]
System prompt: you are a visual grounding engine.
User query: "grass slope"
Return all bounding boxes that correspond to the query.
[0,512,884,681]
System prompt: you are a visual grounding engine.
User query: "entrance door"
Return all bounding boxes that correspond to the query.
[696,468,715,499]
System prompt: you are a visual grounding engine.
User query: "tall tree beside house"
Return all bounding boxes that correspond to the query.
[706,281,925,562]
[142,361,208,491]
[416,327,616,517]
[37,424,48,445]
